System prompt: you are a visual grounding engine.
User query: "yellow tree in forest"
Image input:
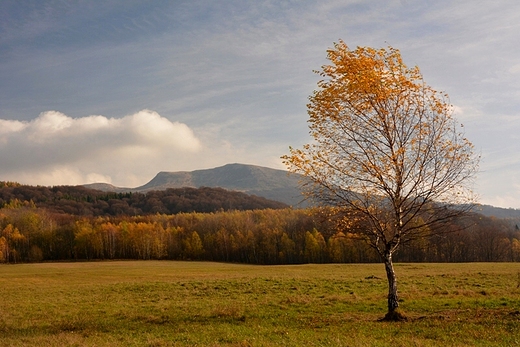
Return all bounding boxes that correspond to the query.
[283,41,479,320]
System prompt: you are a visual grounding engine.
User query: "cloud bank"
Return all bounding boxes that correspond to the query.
[2,0,520,207]
[0,110,201,186]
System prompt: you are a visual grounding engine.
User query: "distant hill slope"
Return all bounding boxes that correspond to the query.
[84,163,306,207]
[474,204,520,222]
[0,184,288,216]
[82,163,520,218]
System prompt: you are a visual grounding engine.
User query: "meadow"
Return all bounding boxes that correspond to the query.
[1,261,520,346]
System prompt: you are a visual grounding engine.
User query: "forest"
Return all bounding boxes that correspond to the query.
[0,182,287,216]
[0,181,519,264]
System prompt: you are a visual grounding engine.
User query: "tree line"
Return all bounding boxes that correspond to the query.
[0,184,287,216]
[1,201,519,264]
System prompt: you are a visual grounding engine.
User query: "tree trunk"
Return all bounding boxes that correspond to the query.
[384,252,399,313]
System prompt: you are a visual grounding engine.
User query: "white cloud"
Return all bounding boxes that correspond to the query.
[0,110,201,186]
[0,119,27,148]
[2,0,520,207]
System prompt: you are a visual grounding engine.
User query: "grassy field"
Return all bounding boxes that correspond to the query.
[1,261,520,346]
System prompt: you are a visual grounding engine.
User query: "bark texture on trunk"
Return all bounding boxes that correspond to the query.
[384,252,399,313]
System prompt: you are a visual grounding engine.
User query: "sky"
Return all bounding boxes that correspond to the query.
[1,0,520,209]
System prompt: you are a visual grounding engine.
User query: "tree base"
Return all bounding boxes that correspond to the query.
[379,310,408,322]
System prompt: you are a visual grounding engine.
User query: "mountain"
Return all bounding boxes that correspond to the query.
[83,163,520,219]
[83,163,306,207]
[474,204,520,221]
[80,182,126,192]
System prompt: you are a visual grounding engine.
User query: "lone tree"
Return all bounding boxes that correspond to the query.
[283,41,479,320]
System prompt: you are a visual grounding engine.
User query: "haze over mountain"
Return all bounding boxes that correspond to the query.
[84,163,306,207]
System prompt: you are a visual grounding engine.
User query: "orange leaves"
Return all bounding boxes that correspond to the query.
[320,41,420,104]
[283,40,479,250]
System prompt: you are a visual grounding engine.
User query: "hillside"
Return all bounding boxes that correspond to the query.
[474,204,520,223]
[0,185,288,216]
[83,163,520,220]
[85,163,307,207]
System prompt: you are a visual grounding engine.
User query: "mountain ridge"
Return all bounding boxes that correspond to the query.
[82,163,520,219]
[83,163,306,207]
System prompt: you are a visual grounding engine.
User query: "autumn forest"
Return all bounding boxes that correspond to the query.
[0,181,517,264]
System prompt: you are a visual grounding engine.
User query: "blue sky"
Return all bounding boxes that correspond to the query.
[1,0,520,208]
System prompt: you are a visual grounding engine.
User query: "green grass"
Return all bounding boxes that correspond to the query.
[1,261,520,346]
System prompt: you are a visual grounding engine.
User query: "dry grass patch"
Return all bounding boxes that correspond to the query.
[1,261,520,346]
